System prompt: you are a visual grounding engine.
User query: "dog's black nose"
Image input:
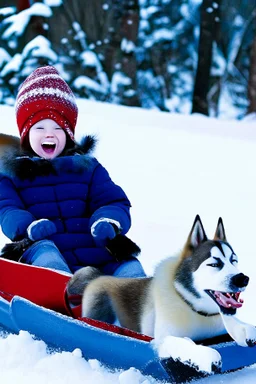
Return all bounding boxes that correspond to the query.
[231,273,249,288]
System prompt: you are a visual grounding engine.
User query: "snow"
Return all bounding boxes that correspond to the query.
[1,100,256,382]
[79,50,109,95]
[234,15,244,27]
[121,38,136,53]
[151,28,175,45]
[0,53,22,77]
[0,6,15,16]
[22,36,58,63]
[80,51,98,67]
[44,0,63,7]
[212,2,219,9]
[73,76,108,94]
[2,3,52,40]
[111,72,132,93]
[0,48,11,67]
[140,6,159,19]
[72,22,87,50]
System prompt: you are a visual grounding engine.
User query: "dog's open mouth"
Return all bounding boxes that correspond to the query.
[206,290,244,309]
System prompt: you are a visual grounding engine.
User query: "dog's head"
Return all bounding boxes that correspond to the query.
[174,215,248,316]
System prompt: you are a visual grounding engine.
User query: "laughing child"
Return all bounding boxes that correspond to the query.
[0,66,145,278]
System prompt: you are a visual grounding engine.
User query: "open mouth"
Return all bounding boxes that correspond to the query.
[206,290,244,310]
[41,142,56,154]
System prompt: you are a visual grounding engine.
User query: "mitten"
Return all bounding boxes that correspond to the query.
[105,234,141,261]
[27,219,57,241]
[1,238,33,262]
[91,220,119,247]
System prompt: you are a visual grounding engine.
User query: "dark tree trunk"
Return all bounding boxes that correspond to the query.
[248,35,256,114]
[17,0,30,11]
[192,0,220,115]
[110,0,140,106]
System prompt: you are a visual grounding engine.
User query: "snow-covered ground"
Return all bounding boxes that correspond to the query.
[0,99,256,383]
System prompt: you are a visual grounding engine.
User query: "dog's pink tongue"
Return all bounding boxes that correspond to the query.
[215,291,243,309]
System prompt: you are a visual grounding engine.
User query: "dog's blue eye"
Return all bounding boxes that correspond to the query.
[207,257,223,268]
[207,263,220,268]
[230,254,238,264]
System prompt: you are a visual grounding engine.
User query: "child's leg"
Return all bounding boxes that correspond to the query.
[112,258,146,278]
[21,240,72,274]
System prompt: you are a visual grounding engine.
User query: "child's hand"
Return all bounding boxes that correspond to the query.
[91,220,118,247]
[27,219,57,241]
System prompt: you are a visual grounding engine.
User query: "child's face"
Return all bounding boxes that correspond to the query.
[29,119,67,159]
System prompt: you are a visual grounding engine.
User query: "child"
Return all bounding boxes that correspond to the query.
[0,66,146,278]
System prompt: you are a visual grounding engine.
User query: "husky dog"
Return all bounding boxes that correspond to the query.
[67,215,256,372]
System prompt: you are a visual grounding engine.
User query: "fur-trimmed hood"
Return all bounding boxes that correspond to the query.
[0,135,97,180]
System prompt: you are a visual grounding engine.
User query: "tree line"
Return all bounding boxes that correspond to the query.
[0,0,255,119]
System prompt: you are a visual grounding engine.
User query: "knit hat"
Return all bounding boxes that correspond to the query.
[15,66,78,144]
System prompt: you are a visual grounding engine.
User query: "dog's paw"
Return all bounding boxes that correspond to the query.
[231,323,256,347]
[244,324,256,347]
[67,266,101,296]
[221,313,256,347]
[211,357,222,373]
[156,335,222,375]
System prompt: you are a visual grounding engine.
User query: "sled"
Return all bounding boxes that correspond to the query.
[0,258,255,383]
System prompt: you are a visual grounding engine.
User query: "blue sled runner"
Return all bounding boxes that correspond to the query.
[0,258,255,383]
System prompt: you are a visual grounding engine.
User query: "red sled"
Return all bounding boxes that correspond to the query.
[0,258,151,341]
[0,258,71,314]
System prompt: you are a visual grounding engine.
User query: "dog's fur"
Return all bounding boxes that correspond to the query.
[0,133,20,158]
[67,215,256,371]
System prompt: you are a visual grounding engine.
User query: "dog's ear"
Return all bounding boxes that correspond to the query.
[214,217,227,241]
[181,215,207,259]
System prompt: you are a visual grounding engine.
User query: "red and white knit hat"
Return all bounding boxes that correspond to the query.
[15,66,78,144]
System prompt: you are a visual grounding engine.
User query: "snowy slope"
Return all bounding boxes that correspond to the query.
[0,100,256,383]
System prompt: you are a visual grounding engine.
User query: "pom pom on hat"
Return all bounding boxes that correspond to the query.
[15,66,78,144]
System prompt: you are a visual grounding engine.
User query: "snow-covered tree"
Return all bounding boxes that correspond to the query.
[0,2,55,104]
[0,0,255,119]
[137,0,200,113]
[215,0,256,118]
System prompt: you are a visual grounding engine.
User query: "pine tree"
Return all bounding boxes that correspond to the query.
[0,0,255,117]
[0,2,55,104]
[214,1,256,118]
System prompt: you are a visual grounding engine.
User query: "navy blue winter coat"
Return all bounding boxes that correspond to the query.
[0,136,131,273]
